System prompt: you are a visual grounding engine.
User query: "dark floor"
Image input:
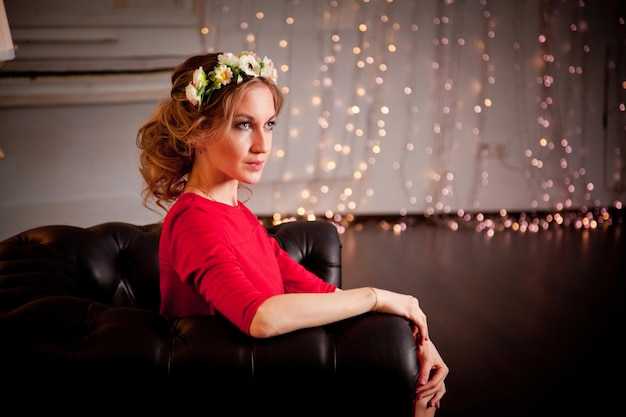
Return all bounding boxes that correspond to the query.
[338,214,624,417]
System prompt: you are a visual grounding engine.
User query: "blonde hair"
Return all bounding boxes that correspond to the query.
[137,52,284,212]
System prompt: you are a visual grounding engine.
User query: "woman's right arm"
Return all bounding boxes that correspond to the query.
[248,287,429,344]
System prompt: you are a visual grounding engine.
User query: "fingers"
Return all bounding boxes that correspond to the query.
[427,383,446,409]
[416,358,432,387]
[416,365,448,409]
[414,318,428,344]
[412,323,428,347]
[409,296,429,344]
[417,367,446,391]
[415,342,449,404]
[416,378,446,405]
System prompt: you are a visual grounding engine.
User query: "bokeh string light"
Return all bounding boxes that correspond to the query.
[199,0,624,235]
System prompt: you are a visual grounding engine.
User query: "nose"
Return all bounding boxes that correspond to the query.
[251,128,271,154]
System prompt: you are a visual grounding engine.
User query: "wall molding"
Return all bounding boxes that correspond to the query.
[0,71,170,107]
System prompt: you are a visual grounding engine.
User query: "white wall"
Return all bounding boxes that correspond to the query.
[0,0,623,240]
[0,100,164,238]
[0,0,199,239]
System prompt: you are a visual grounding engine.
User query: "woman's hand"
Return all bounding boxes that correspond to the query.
[373,289,430,345]
[413,336,449,409]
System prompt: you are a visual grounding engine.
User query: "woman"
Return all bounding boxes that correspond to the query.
[137,51,448,415]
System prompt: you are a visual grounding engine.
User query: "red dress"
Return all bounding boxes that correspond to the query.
[159,193,337,335]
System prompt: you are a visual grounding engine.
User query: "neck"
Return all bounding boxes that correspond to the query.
[185,184,216,201]
[185,182,241,206]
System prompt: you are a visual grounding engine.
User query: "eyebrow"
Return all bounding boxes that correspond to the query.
[233,112,277,121]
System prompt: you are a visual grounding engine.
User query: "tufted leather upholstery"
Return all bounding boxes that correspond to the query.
[0,220,418,416]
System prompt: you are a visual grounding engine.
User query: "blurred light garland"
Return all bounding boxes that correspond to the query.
[201,0,624,233]
[261,205,623,237]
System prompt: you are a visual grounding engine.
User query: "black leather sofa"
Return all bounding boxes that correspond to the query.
[0,220,418,415]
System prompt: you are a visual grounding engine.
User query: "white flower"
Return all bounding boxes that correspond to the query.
[259,56,278,83]
[212,64,234,86]
[185,83,200,106]
[218,52,239,68]
[192,66,208,88]
[238,53,261,78]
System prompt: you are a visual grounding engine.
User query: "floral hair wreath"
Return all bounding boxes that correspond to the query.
[185,51,278,112]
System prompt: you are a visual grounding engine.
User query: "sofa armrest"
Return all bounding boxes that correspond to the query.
[168,311,418,415]
[332,312,419,415]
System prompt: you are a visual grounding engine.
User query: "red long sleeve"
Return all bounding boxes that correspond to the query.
[159,194,336,335]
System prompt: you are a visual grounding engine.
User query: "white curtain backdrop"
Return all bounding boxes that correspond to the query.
[197,0,624,222]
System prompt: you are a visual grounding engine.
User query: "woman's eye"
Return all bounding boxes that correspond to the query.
[237,122,251,129]
[265,121,276,130]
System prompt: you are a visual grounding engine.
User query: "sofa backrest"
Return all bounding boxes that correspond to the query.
[0,220,342,314]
